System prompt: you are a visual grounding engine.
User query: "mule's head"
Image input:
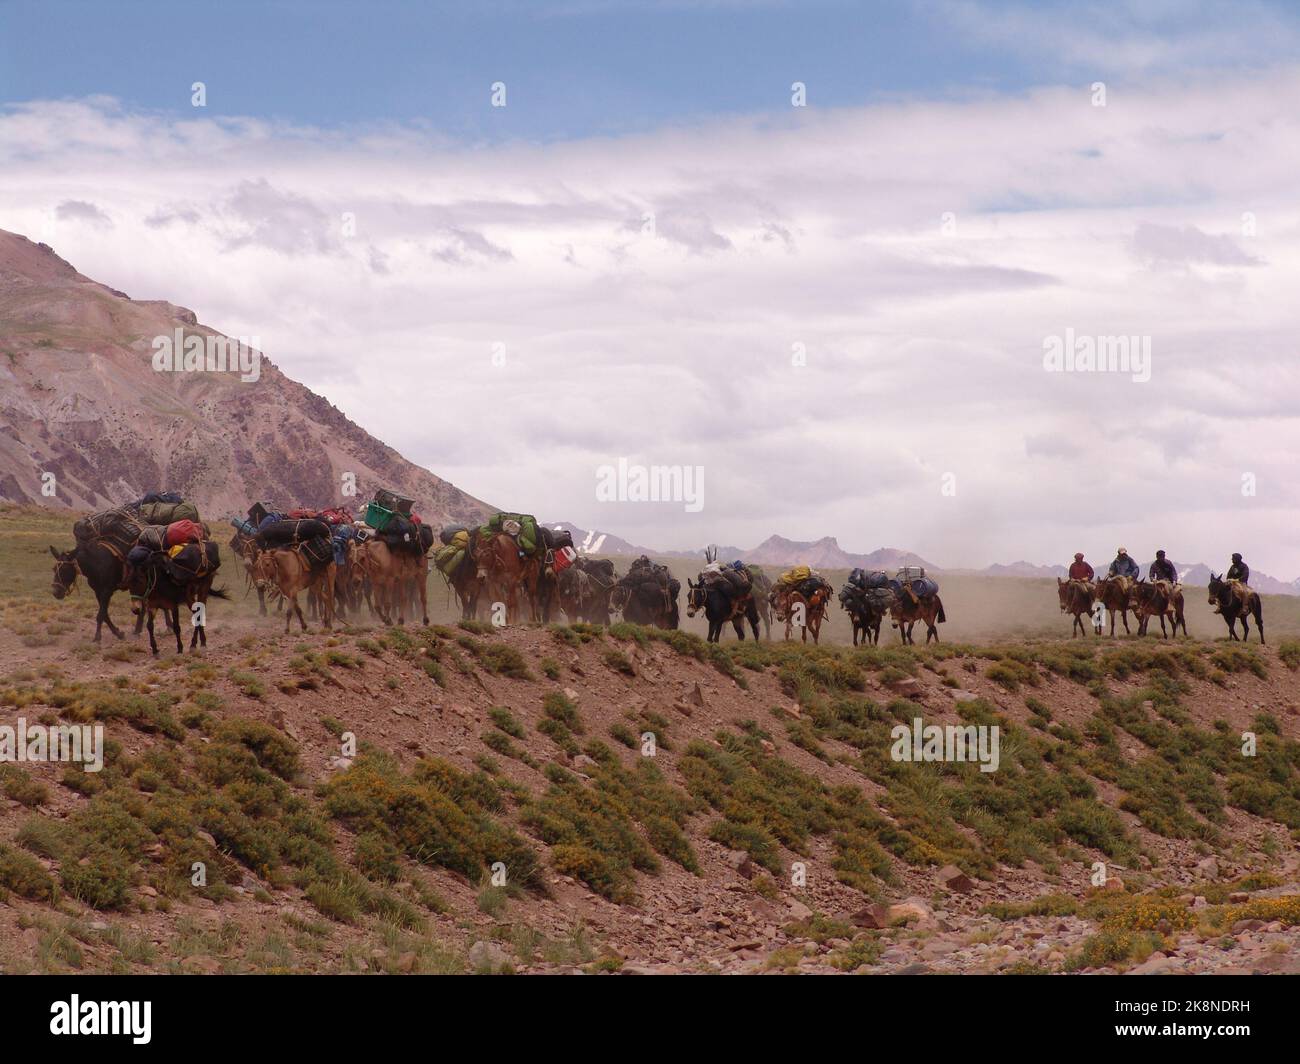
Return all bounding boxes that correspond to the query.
[1056,578,1070,611]
[49,546,78,599]
[684,579,705,616]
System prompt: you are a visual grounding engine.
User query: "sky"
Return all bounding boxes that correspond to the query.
[1,1,1299,574]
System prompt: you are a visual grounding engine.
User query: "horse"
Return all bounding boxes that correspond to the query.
[49,543,128,642]
[1056,578,1097,638]
[889,592,945,645]
[256,547,336,633]
[770,584,831,644]
[128,543,228,654]
[685,579,760,642]
[1092,576,1134,636]
[839,586,889,646]
[1130,579,1188,638]
[1207,573,1264,643]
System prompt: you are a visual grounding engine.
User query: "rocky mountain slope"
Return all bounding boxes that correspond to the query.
[0,229,492,526]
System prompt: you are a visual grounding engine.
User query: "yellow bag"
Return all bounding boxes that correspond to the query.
[168,544,185,558]
[779,565,811,586]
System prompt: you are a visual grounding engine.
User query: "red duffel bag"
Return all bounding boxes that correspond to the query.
[164,519,204,548]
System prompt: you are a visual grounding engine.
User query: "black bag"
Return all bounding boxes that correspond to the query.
[300,536,334,570]
[541,526,575,551]
[256,519,331,548]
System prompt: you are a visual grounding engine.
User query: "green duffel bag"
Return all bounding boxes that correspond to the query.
[137,500,201,526]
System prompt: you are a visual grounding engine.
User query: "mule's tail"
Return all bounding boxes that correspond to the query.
[207,586,232,601]
[934,596,946,624]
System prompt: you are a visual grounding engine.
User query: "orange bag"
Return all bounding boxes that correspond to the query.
[164,519,204,548]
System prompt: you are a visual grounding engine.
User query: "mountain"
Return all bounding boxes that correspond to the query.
[0,230,493,526]
[984,561,1069,579]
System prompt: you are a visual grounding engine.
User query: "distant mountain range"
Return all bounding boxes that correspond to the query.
[548,523,1300,595]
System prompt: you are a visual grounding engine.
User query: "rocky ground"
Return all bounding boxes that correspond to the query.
[1,573,1298,975]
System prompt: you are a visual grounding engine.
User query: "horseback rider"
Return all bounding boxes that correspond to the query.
[1107,548,1139,581]
[1227,553,1250,585]
[1149,549,1178,585]
[1068,552,1094,581]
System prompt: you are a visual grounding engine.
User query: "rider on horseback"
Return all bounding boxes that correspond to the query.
[1068,553,1094,581]
[1107,548,1139,581]
[1227,553,1250,585]
[1149,549,1178,585]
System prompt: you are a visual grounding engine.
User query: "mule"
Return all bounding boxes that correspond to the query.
[474,532,540,623]
[1207,573,1263,643]
[49,543,128,642]
[770,585,830,644]
[256,548,336,632]
[840,587,889,646]
[1092,577,1134,636]
[686,579,760,642]
[1130,579,1189,638]
[890,593,945,645]
[355,538,429,626]
[128,543,228,654]
[1056,578,1097,638]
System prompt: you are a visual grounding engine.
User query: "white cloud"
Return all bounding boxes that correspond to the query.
[1,69,1298,574]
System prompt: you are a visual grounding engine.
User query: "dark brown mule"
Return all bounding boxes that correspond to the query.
[1056,578,1096,638]
[50,543,128,642]
[130,541,225,653]
[256,548,335,632]
[770,585,831,644]
[1131,579,1189,637]
[839,586,889,646]
[890,592,945,645]
[1207,573,1264,643]
[1092,577,1134,636]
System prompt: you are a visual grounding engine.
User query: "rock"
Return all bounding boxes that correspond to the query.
[573,754,599,770]
[759,739,776,755]
[887,897,932,925]
[938,865,974,893]
[468,940,512,974]
[889,678,923,698]
[723,850,754,879]
[394,951,418,973]
[326,755,353,772]
[1126,953,1175,975]
[1101,875,1126,893]
[951,690,980,702]
[563,688,580,701]
[180,954,222,975]
[852,904,891,930]
[689,683,706,707]
[785,899,813,921]
[1231,919,1265,933]
[139,885,158,898]
[1195,856,1219,880]
[195,830,217,848]
[1228,892,1249,903]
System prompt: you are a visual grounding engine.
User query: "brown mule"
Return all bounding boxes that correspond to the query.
[1131,579,1188,637]
[1092,577,1134,636]
[354,539,428,626]
[257,548,335,632]
[890,593,945,645]
[474,532,540,623]
[770,586,830,644]
[1056,578,1097,638]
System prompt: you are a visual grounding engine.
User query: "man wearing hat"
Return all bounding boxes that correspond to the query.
[1149,549,1178,585]
[1107,547,1139,587]
[1068,552,1094,581]
[1227,553,1250,585]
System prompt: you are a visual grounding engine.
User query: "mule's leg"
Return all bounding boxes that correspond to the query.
[146,610,159,655]
[284,594,295,634]
[95,587,124,641]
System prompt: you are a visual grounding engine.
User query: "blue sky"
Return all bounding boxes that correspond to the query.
[5,0,1298,139]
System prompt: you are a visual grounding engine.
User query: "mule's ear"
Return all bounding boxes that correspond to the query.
[49,545,61,559]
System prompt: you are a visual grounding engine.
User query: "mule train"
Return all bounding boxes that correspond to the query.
[52,494,955,647]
